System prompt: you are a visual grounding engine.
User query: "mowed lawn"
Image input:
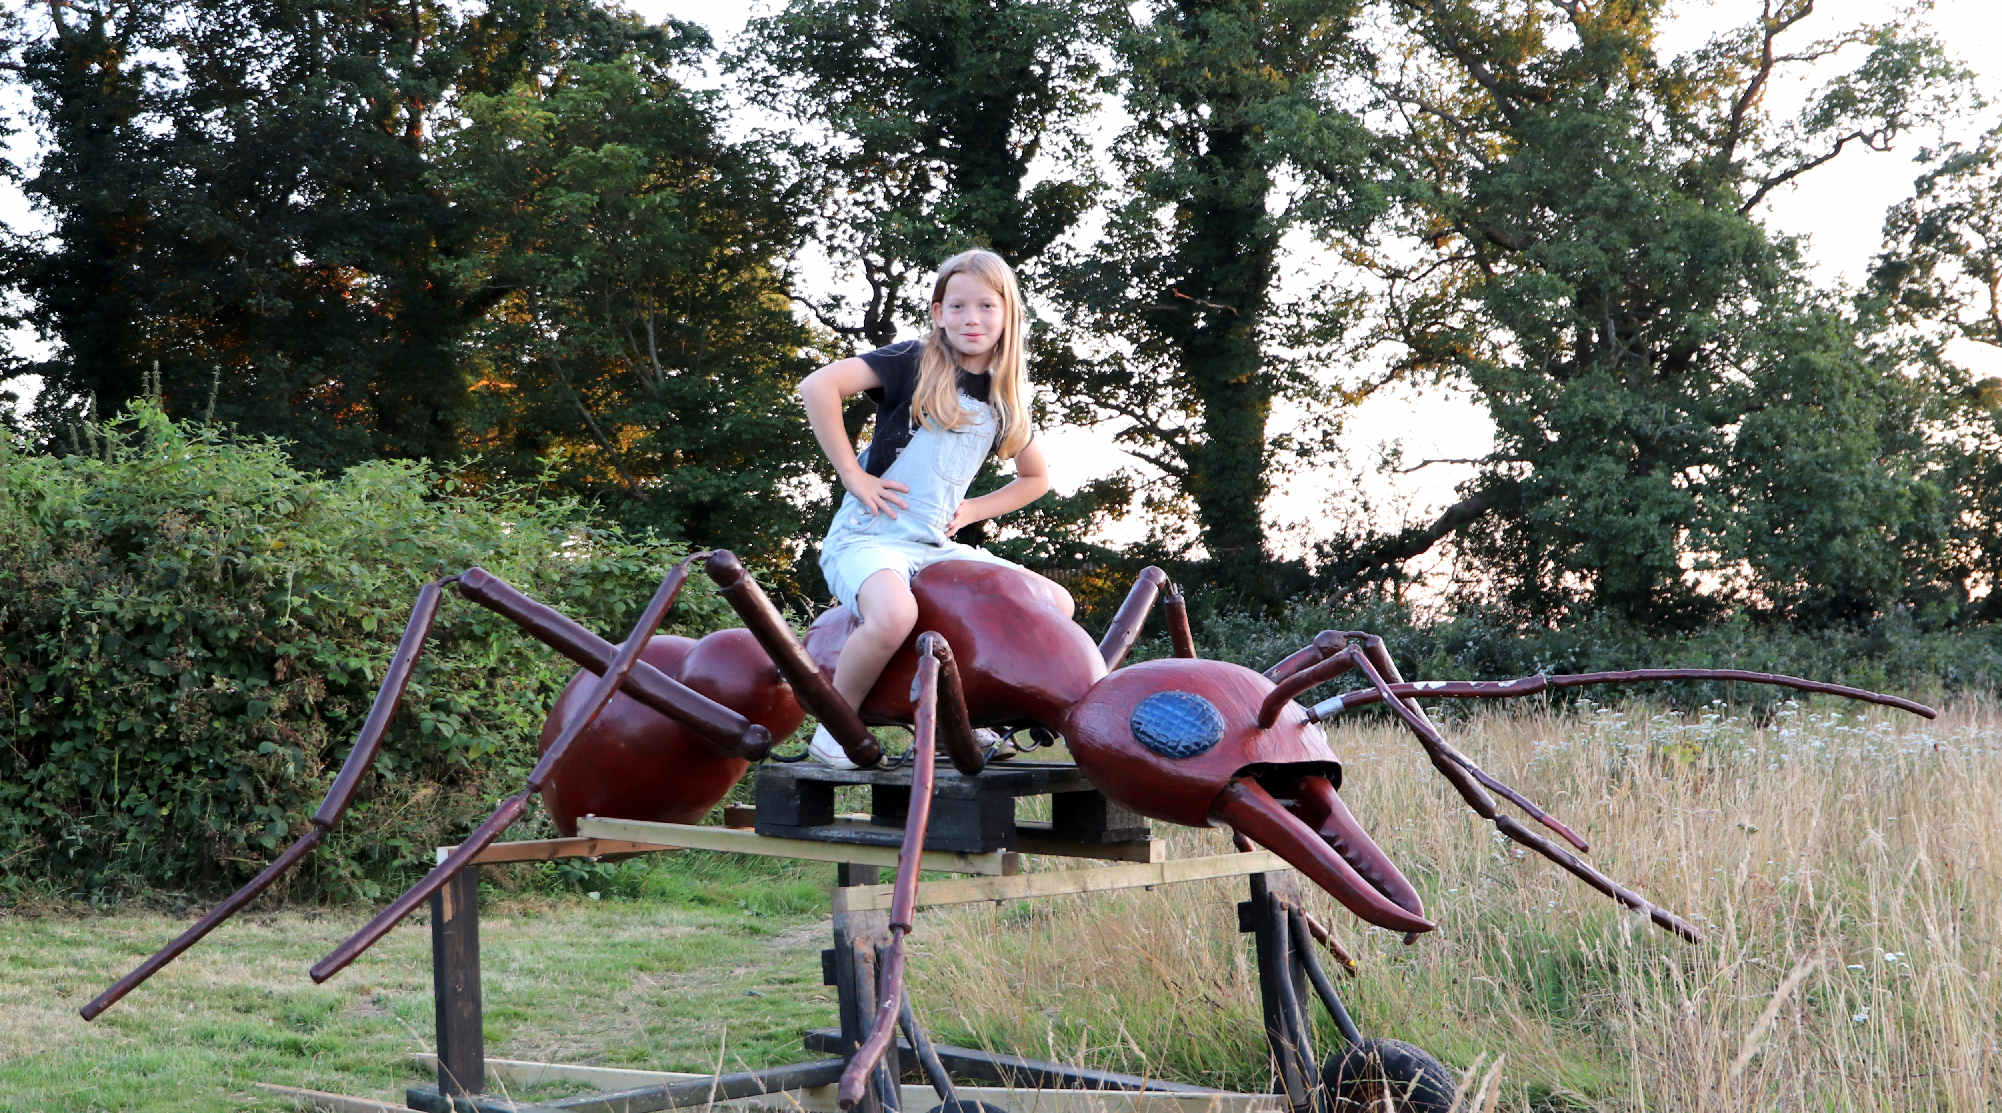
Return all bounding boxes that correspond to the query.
[3,858,839,1113]
[5,700,1998,1112]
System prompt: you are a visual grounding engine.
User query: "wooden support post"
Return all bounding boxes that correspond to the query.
[837,863,881,888]
[829,891,901,1113]
[431,863,485,1098]
[1240,872,1319,1113]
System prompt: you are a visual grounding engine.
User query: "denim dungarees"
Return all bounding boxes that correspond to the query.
[817,391,1027,611]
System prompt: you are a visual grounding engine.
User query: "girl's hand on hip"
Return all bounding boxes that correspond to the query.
[947,501,981,534]
[845,473,910,518]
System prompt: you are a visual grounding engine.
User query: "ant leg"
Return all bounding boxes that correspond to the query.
[455,566,770,758]
[1355,637,1588,853]
[1262,630,1349,682]
[838,633,947,1110]
[1165,585,1196,658]
[1342,646,1700,942]
[1097,565,1165,666]
[1258,641,1361,727]
[925,638,983,775]
[312,553,705,982]
[1099,566,1194,666]
[705,550,880,767]
[82,579,452,1020]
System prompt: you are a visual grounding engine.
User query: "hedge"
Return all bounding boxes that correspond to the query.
[0,404,738,901]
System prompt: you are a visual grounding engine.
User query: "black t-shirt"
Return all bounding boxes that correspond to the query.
[857,340,996,478]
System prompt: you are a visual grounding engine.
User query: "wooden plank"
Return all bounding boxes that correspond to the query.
[573,816,1020,876]
[711,1083,1283,1113]
[461,837,687,866]
[836,850,1292,912]
[669,809,1162,865]
[406,1082,564,1112]
[409,1060,1284,1113]
[1011,824,1164,863]
[254,1083,407,1113]
[424,1056,709,1091]
[799,1031,1215,1094]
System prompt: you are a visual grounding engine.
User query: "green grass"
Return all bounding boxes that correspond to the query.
[2,855,838,1113]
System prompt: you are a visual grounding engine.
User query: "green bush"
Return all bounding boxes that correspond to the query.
[0,403,739,901]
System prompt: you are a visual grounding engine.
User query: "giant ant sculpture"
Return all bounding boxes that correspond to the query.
[83,554,1935,1109]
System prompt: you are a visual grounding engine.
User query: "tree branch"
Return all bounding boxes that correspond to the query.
[1740,128,1884,213]
[786,291,865,338]
[1393,456,1490,475]
[1323,479,1515,587]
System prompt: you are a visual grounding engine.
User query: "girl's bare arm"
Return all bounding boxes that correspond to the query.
[949,439,1052,533]
[799,358,910,517]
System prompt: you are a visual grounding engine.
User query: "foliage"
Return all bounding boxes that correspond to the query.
[730,0,1115,346]
[1330,0,1967,627]
[0,402,735,901]
[1869,122,2002,622]
[437,50,823,580]
[6,0,2002,637]
[5,0,486,464]
[1053,0,1381,600]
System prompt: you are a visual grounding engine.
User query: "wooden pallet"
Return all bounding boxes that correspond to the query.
[753,760,1151,853]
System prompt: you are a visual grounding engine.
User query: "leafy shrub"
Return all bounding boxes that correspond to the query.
[0,403,738,901]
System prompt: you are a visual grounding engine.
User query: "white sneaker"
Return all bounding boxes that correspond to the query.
[973,728,1017,761]
[808,724,859,770]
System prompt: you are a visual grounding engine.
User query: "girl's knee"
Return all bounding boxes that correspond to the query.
[856,573,919,638]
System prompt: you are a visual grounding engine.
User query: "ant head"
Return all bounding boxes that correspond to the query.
[1060,658,1433,936]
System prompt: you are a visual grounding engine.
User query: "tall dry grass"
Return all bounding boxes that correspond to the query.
[911,699,2001,1110]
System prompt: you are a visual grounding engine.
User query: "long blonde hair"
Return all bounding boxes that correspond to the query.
[912,250,1033,461]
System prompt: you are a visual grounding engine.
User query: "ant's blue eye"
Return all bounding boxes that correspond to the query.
[1130,691,1225,759]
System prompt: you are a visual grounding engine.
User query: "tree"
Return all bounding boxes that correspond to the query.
[1330,0,1962,626]
[1055,0,1380,599]
[2,0,656,468]
[4,0,166,432]
[730,0,1116,346]
[437,48,823,573]
[1869,123,2002,621]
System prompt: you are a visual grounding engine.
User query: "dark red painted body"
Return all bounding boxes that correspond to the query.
[539,627,802,834]
[1060,658,1334,827]
[538,562,1421,933]
[804,561,1103,727]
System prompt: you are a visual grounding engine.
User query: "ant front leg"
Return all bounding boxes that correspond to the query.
[838,633,950,1110]
[705,550,881,768]
[1337,642,1701,942]
[1098,565,1195,667]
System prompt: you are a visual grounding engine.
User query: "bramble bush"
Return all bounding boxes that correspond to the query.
[0,403,737,902]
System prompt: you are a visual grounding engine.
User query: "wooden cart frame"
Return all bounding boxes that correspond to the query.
[267,762,1392,1113]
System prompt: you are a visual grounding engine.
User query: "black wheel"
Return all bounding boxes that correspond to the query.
[1323,1038,1458,1113]
[924,1102,1009,1113]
